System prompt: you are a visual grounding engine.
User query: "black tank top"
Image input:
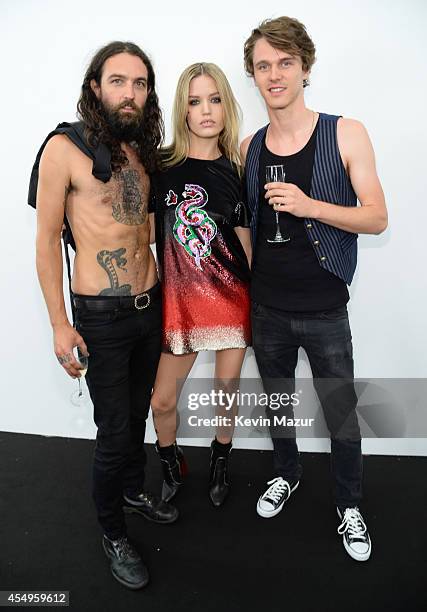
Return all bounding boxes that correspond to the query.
[251,123,349,311]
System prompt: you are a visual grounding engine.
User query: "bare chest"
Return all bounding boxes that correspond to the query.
[68,154,150,227]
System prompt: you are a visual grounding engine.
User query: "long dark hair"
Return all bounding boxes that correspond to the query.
[77,41,164,173]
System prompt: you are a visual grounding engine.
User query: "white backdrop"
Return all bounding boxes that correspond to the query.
[1,0,426,456]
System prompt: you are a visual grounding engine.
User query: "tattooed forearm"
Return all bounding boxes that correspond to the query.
[112,168,147,226]
[97,248,132,296]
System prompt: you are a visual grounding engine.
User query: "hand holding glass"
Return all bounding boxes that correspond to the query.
[265,165,290,243]
[70,348,89,407]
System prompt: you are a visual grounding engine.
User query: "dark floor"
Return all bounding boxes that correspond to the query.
[0,432,426,612]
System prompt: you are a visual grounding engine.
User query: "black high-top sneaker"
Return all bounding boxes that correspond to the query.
[256,477,300,518]
[337,506,372,561]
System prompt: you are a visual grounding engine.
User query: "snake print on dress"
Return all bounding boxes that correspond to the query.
[165,183,217,270]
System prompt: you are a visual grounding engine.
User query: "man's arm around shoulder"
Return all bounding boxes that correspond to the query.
[36,134,87,378]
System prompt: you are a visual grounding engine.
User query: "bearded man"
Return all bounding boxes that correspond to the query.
[34,41,177,590]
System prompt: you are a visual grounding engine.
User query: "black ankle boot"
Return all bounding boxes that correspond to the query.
[209,439,232,507]
[102,535,149,590]
[155,441,188,502]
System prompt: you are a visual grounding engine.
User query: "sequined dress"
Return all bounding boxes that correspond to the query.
[151,156,251,355]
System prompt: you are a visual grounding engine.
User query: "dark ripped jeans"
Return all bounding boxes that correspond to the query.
[74,284,161,540]
[252,302,362,509]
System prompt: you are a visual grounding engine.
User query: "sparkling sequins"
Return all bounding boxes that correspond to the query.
[156,159,251,355]
[164,326,249,356]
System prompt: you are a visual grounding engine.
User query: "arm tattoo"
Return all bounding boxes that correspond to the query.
[97,248,132,296]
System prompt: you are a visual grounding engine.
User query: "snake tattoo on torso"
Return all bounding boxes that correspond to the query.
[97,248,132,295]
[165,184,217,269]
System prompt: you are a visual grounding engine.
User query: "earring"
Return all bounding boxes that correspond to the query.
[303,78,309,88]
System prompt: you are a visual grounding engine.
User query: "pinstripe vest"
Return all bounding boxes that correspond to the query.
[245,113,358,285]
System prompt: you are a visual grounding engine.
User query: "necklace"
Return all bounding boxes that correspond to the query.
[266,109,317,150]
[308,109,316,137]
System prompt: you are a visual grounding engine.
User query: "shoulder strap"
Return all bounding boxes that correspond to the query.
[28,121,112,209]
[62,218,76,324]
[65,122,112,183]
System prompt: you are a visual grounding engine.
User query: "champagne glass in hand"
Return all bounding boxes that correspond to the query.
[70,348,89,407]
[265,165,290,243]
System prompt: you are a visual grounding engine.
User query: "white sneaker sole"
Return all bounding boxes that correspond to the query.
[256,480,299,518]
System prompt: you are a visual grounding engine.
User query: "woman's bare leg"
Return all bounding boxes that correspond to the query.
[214,347,247,444]
[151,352,198,447]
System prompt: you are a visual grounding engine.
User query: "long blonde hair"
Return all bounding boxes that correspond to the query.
[162,62,242,174]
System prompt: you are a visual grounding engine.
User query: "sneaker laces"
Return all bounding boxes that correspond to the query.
[337,507,367,540]
[263,477,290,503]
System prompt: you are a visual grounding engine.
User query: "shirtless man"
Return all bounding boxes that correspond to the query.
[35,42,177,590]
[241,17,387,562]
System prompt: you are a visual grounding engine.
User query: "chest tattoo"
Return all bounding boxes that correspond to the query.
[111,168,147,226]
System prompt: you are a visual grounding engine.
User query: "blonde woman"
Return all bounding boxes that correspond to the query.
[150,63,251,506]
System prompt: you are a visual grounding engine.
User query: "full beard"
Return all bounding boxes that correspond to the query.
[100,101,145,142]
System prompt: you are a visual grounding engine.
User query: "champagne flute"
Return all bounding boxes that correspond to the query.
[70,349,89,407]
[265,165,290,243]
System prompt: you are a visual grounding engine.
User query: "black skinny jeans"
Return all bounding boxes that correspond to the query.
[252,302,362,510]
[74,285,161,540]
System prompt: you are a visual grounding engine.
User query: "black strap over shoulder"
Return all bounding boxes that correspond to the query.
[28,121,112,209]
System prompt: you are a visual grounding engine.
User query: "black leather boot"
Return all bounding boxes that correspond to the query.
[123,491,179,523]
[209,439,232,507]
[155,441,188,502]
[102,535,149,590]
